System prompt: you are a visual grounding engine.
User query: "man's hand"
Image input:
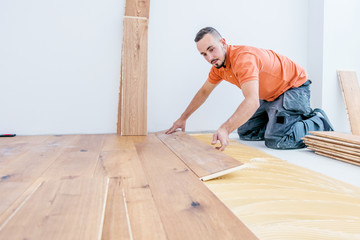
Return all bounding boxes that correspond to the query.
[165,118,186,134]
[211,127,230,151]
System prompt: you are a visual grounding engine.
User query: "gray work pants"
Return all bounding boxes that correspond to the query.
[237,80,330,149]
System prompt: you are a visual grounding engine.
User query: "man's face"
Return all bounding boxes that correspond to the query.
[196,34,227,69]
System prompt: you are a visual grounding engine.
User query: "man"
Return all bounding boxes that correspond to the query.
[166,27,333,151]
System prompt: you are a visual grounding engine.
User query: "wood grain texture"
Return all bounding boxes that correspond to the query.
[41,135,105,179]
[338,70,360,135]
[0,178,107,240]
[156,131,244,180]
[303,139,360,157]
[304,135,360,152]
[118,17,148,136]
[125,0,150,18]
[95,136,167,240]
[309,131,360,145]
[306,144,360,163]
[101,177,131,240]
[310,148,360,166]
[136,134,258,240]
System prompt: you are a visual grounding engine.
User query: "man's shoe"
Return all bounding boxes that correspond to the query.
[313,108,334,131]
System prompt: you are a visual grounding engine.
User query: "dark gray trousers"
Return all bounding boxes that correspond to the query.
[237,80,329,149]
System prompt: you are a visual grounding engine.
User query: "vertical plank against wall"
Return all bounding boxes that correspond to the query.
[125,0,150,18]
[338,70,360,135]
[117,0,150,136]
[118,17,148,136]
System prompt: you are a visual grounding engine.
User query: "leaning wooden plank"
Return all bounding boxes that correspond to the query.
[0,178,107,240]
[310,148,360,166]
[338,70,360,135]
[125,0,150,18]
[156,131,244,181]
[117,17,148,136]
[304,135,360,152]
[135,134,258,240]
[95,135,167,240]
[309,131,360,145]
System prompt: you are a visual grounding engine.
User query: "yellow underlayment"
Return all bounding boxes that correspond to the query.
[192,134,360,240]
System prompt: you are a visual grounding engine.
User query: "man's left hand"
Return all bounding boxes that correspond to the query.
[211,127,230,151]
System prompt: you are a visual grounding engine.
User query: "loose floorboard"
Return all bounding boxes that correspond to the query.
[310,131,360,145]
[156,131,244,181]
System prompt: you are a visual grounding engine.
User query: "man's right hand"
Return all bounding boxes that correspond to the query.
[165,118,186,134]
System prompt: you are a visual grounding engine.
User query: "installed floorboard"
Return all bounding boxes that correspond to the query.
[0,135,80,223]
[42,135,104,179]
[95,136,167,240]
[157,131,244,181]
[136,134,258,240]
[101,177,131,240]
[0,178,106,240]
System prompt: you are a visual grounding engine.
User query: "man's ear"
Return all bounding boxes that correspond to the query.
[220,38,227,47]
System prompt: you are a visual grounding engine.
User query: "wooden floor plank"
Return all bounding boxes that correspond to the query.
[304,135,360,152]
[309,131,360,145]
[303,139,360,157]
[338,70,360,135]
[41,135,105,179]
[306,144,360,162]
[0,178,107,240]
[136,134,258,240]
[95,135,167,240]
[0,135,80,221]
[101,177,131,240]
[311,149,360,166]
[156,131,244,181]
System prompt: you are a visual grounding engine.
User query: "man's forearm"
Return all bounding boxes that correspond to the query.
[221,97,260,133]
[180,88,210,120]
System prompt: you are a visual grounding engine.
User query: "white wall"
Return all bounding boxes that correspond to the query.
[148,0,308,133]
[3,0,356,135]
[307,0,324,109]
[0,0,124,135]
[322,0,360,133]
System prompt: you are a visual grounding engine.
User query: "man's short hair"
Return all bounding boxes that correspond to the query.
[194,27,222,42]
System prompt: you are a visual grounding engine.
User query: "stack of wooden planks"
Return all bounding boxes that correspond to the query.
[0,133,257,239]
[303,131,360,166]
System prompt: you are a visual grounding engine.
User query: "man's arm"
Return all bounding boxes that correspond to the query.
[212,80,260,150]
[166,80,218,134]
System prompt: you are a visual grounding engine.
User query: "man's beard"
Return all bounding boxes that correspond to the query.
[214,59,226,69]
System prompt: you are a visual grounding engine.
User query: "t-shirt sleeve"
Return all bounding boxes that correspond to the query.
[233,53,259,86]
[207,67,222,84]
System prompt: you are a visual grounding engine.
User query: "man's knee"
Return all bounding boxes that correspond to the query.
[238,126,266,141]
[264,121,307,149]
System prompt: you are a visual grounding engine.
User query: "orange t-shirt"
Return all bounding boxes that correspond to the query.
[207,45,308,101]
